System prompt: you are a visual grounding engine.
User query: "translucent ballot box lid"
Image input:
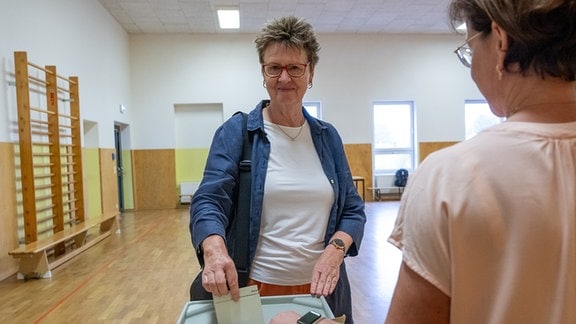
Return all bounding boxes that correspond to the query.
[177,294,334,324]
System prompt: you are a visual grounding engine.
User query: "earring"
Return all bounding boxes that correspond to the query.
[496,64,503,81]
[307,82,313,89]
[263,81,267,88]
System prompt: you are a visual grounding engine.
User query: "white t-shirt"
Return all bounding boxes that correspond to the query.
[389,121,576,323]
[250,120,334,285]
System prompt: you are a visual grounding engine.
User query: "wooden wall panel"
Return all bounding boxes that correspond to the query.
[344,143,373,201]
[419,141,459,163]
[0,143,18,280]
[99,148,119,215]
[132,149,177,210]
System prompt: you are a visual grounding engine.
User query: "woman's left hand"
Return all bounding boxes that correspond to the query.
[310,244,345,297]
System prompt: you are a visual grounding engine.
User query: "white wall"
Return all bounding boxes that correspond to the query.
[0,0,131,148]
[174,103,223,148]
[129,33,484,149]
[129,34,264,149]
[0,0,486,151]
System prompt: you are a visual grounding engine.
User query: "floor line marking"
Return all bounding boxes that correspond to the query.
[33,222,155,323]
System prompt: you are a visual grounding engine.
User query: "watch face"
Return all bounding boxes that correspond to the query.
[297,311,322,324]
[330,238,346,253]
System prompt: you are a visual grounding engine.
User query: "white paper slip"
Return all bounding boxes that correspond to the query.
[213,285,264,324]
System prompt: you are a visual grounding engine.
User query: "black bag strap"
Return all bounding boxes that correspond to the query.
[232,111,252,274]
[190,112,252,300]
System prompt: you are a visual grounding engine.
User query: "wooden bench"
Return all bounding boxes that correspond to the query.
[8,212,120,280]
[368,187,404,201]
[352,176,365,201]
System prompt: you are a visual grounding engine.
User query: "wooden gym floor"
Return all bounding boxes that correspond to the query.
[0,201,402,323]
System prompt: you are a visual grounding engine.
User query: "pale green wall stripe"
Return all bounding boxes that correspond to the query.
[175,148,209,184]
[84,148,102,217]
[122,150,134,210]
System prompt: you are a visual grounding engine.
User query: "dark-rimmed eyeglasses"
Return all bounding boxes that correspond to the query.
[454,32,482,68]
[262,63,309,78]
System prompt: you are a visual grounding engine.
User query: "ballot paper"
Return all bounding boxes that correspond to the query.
[213,285,264,324]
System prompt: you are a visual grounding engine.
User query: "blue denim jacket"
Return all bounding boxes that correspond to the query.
[189,100,366,321]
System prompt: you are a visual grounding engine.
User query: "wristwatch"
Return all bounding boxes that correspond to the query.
[329,238,346,254]
[297,310,323,324]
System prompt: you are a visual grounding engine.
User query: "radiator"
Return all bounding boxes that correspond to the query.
[180,182,200,204]
[374,175,395,190]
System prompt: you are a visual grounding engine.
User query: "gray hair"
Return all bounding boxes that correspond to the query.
[254,16,320,67]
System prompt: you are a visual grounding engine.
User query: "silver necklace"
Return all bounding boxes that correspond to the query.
[275,123,304,141]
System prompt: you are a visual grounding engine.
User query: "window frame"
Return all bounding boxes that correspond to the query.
[464,99,504,140]
[372,100,416,175]
[303,101,321,119]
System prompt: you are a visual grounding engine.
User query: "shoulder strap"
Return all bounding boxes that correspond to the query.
[232,112,251,279]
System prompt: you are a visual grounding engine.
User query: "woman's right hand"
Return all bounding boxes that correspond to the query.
[201,235,240,301]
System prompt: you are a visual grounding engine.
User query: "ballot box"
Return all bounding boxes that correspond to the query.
[177,294,334,324]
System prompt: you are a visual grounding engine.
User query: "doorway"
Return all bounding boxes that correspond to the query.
[113,122,133,210]
[114,125,124,211]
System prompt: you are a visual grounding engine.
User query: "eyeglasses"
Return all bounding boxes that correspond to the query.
[454,32,482,68]
[261,63,309,78]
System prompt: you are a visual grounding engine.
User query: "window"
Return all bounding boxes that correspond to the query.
[373,101,415,174]
[304,101,321,119]
[465,100,504,139]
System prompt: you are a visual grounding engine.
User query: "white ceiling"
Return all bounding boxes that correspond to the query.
[97,0,454,35]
